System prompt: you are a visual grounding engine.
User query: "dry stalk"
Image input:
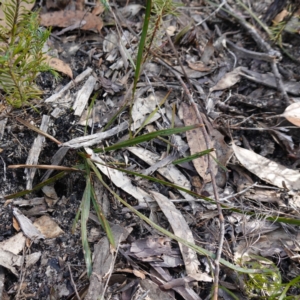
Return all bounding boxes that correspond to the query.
[67,263,81,300]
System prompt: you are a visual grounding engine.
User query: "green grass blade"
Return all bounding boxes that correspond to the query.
[172,148,215,165]
[84,92,98,136]
[278,275,300,300]
[81,175,92,277]
[209,153,228,172]
[90,182,116,249]
[94,124,202,153]
[132,0,152,96]
[4,171,66,199]
[219,286,240,300]
[72,199,83,234]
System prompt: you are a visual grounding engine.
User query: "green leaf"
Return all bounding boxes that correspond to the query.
[90,173,115,248]
[132,0,152,96]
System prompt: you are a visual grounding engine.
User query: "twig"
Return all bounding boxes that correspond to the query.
[155,55,224,300]
[68,263,81,300]
[196,0,227,27]
[100,235,122,300]
[270,59,290,105]
[16,245,28,300]
[16,117,62,145]
[223,2,281,58]
[220,2,292,104]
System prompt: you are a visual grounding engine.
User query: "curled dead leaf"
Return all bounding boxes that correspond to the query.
[282,102,300,127]
[187,61,212,72]
[210,67,242,92]
[44,55,73,78]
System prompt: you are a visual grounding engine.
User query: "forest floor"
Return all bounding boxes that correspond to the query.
[1,0,300,299]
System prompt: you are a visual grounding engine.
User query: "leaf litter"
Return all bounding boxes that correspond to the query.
[1,0,300,299]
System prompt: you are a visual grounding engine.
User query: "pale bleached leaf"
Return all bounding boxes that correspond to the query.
[210,67,242,92]
[232,144,300,190]
[150,191,212,282]
[85,148,153,207]
[282,102,300,127]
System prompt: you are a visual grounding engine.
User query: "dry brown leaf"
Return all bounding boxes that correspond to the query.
[210,67,242,92]
[40,11,103,32]
[133,269,146,279]
[33,215,64,238]
[181,103,216,182]
[92,2,105,15]
[150,191,212,282]
[187,61,212,72]
[44,55,73,78]
[201,37,214,64]
[13,217,20,231]
[282,102,300,127]
[75,0,85,11]
[273,9,289,23]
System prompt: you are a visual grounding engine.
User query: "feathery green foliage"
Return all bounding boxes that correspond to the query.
[0,0,56,108]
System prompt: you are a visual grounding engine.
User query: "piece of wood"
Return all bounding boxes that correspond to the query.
[25,115,50,190]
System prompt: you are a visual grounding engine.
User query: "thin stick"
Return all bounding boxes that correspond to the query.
[270,59,290,105]
[68,263,81,300]
[16,117,62,145]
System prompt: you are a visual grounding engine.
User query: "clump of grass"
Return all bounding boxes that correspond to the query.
[0,0,56,108]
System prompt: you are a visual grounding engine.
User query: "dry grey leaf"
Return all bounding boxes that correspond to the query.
[150,191,212,282]
[26,252,41,268]
[181,103,217,182]
[13,209,45,241]
[119,4,144,18]
[234,229,300,262]
[103,32,118,52]
[210,67,242,92]
[0,249,22,276]
[62,121,128,148]
[127,147,196,203]
[131,93,165,130]
[0,232,26,255]
[232,144,300,190]
[73,76,97,116]
[85,148,153,207]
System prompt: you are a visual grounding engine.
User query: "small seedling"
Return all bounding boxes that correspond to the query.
[0,0,57,108]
